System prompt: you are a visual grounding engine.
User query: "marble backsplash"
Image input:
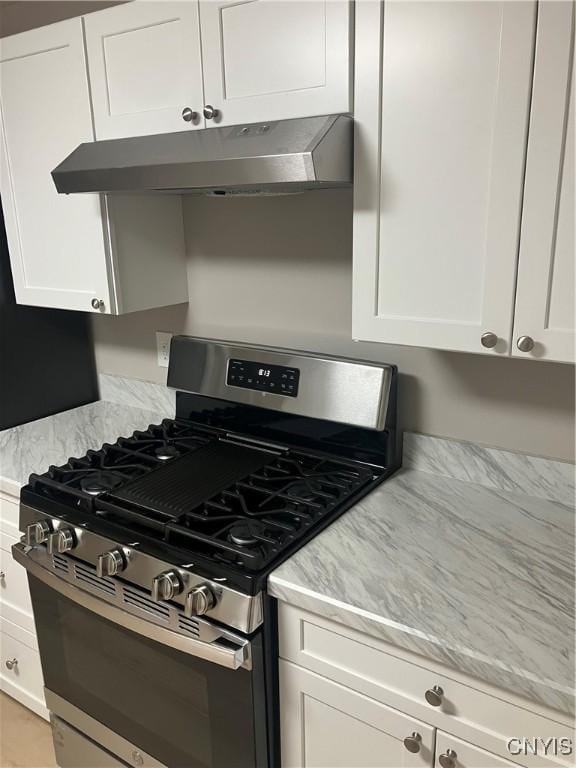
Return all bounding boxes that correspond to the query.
[98,373,176,418]
[98,374,574,506]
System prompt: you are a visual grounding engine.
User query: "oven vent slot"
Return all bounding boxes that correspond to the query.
[122,586,170,620]
[52,554,69,574]
[74,562,116,595]
[177,615,200,637]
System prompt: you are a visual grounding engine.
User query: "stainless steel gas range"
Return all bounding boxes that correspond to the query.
[13,338,400,768]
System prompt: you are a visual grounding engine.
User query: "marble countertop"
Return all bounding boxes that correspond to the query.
[0,399,166,495]
[269,442,575,717]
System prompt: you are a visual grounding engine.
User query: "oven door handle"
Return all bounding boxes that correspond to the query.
[12,542,251,671]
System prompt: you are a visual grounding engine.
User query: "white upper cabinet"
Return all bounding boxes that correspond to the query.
[84,2,205,139]
[83,0,352,138]
[512,1,575,364]
[199,0,351,127]
[0,18,188,314]
[352,1,536,356]
[0,19,114,312]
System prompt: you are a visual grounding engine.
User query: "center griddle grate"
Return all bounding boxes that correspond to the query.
[108,440,274,520]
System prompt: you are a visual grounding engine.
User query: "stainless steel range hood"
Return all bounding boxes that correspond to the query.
[52,114,352,196]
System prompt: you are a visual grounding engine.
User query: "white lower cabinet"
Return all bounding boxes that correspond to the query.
[434,732,520,768]
[280,661,435,768]
[0,18,188,315]
[0,486,47,720]
[278,604,574,768]
[0,618,46,720]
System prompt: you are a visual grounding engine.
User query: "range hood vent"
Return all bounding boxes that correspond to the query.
[52,114,352,195]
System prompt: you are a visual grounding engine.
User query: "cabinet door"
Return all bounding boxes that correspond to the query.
[280,661,435,768]
[199,0,351,127]
[352,1,536,355]
[435,732,520,768]
[512,2,575,363]
[0,19,113,313]
[84,2,205,139]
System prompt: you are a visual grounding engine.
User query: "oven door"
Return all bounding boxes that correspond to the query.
[14,544,268,768]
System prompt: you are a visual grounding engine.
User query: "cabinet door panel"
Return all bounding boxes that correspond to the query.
[85,2,205,139]
[199,0,351,126]
[280,661,435,768]
[353,1,535,355]
[0,19,112,312]
[513,1,575,363]
[435,732,520,768]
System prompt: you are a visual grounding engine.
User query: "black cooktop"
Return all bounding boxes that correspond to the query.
[22,393,400,592]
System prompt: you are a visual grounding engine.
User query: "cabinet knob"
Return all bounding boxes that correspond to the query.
[403,732,422,753]
[5,657,18,670]
[516,335,535,352]
[91,298,104,310]
[203,104,219,120]
[480,331,498,349]
[0,571,5,581]
[439,749,458,768]
[181,107,199,123]
[425,685,444,707]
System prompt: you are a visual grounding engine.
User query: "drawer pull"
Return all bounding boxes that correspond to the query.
[425,684,444,706]
[0,570,5,580]
[403,732,422,753]
[439,749,457,768]
[5,657,18,670]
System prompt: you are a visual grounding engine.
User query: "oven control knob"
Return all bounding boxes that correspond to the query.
[96,549,126,578]
[24,520,52,546]
[46,527,76,555]
[152,570,183,602]
[185,584,217,617]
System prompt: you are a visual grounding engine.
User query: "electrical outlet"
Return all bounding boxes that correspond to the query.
[156,331,172,368]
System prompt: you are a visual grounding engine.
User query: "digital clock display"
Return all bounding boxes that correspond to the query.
[227,359,300,397]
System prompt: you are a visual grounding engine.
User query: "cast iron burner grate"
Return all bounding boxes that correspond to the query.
[27,418,379,574]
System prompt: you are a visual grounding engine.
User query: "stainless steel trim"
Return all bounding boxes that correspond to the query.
[19,504,262,634]
[13,542,251,670]
[48,693,167,768]
[51,114,352,194]
[168,337,394,430]
[51,715,130,768]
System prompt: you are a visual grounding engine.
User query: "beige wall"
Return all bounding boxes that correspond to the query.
[93,191,575,462]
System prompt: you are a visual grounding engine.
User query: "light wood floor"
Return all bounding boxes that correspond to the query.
[0,692,56,768]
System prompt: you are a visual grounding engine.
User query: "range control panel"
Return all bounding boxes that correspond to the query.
[227,359,300,397]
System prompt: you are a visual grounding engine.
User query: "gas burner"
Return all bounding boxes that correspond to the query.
[154,444,180,461]
[228,521,266,548]
[80,471,125,496]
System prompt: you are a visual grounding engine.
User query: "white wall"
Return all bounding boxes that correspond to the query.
[92,191,575,462]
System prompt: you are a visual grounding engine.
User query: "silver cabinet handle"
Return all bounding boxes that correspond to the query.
[203,104,219,120]
[517,335,535,352]
[425,685,444,706]
[91,298,104,310]
[481,331,498,348]
[181,107,199,123]
[439,749,457,768]
[5,658,18,670]
[403,732,422,753]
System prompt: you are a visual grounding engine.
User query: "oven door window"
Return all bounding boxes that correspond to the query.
[29,577,263,768]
